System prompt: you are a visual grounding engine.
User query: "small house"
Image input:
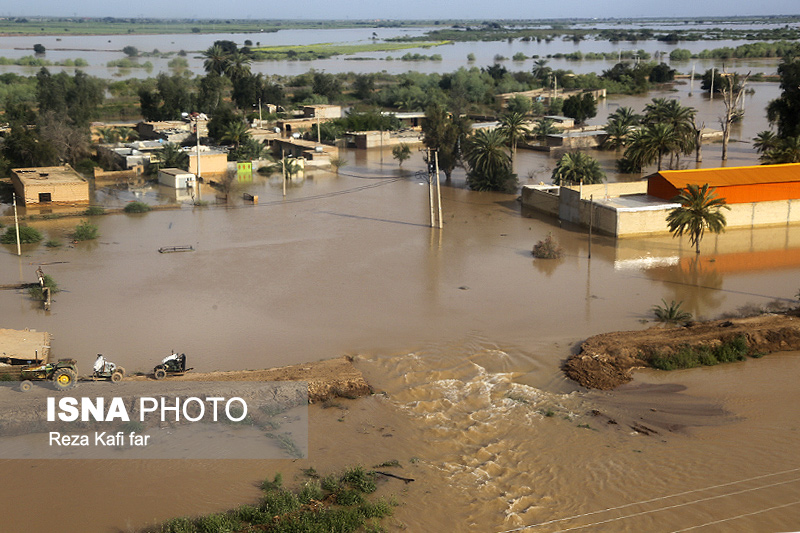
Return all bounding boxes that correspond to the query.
[11,166,90,205]
[158,168,196,189]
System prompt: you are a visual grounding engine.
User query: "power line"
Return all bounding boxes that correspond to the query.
[496,466,800,533]
[670,499,800,532]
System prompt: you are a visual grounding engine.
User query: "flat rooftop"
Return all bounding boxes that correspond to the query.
[13,166,86,185]
[595,193,680,211]
[0,328,50,364]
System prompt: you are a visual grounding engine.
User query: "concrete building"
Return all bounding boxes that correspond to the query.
[136,121,193,143]
[522,163,800,237]
[158,168,196,189]
[187,148,229,176]
[303,104,342,119]
[11,166,90,205]
[271,138,338,168]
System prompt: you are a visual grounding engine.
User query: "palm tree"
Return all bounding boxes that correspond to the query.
[645,99,696,167]
[532,59,551,82]
[221,121,251,150]
[608,106,640,129]
[96,126,121,144]
[652,299,693,324]
[666,183,729,254]
[602,120,633,151]
[753,130,779,154]
[225,50,252,82]
[157,143,189,170]
[463,128,516,192]
[532,118,557,142]
[624,123,680,171]
[497,111,529,170]
[551,151,605,186]
[202,44,230,76]
[760,136,800,164]
[117,126,139,142]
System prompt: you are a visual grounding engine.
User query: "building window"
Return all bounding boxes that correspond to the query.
[38,193,52,203]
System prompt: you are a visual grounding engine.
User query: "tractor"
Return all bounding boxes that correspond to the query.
[92,354,125,383]
[19,359,79,392]
[153,351,192,379]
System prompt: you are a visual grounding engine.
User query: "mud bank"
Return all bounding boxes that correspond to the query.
[565,313,800,389]
[131,355,372,403]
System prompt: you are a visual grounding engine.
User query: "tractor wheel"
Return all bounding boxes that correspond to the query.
[53,368,78,391]
[19,380,32,392]
[154,368,167,380]
[111,371,123,383]
[116,367,126,377]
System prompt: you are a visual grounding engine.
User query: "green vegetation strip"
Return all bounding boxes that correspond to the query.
[643,335,761,371]
[251,41,450,60]
[151,466,396,533]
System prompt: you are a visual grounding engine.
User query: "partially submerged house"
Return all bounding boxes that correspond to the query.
[522,163,800,237]
[158,168,196,189]
[11,166,90,205]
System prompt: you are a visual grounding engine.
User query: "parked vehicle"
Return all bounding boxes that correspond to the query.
[19,359,78,391]
[92,354,125,382]
[153,352,192,379]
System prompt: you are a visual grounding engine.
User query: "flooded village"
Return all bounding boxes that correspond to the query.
[1,15,800,533]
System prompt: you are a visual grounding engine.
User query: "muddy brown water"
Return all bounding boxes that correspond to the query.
[2,97,800,530]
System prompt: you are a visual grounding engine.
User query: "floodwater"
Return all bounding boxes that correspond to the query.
[0,23,793,79]
[1,53,800,530]
[2,140,800,531]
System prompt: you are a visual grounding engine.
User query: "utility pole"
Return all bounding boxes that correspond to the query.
[588,194,593,259]
[426,148,435,228]
[689,63,695,96]
[195,116,202,201]
[316,113,321,144]
[710,67,715,100]
[13,192,21,257]
[258,98,263,128]
[434,150,442,229]
[281,148,286,197]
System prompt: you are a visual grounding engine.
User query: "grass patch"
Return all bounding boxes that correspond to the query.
[152,465,395,533]
[646,335,751,371]
[44,239,62,248]
[84,205,105,216]
[124,201,151,213]
[71,220,99,241]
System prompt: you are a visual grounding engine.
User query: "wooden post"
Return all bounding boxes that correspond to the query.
[13,193,21,257]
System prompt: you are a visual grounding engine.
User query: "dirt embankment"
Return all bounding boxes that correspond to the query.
[131,355,372,403]
[564,314,800,390]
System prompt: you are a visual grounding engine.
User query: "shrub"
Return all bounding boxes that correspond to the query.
[653,299,692,324]
[1,225,42,244]
[532,233,563,259]
[44,239,62,248]
[71,220,99,241]
[28,274,59,301]
[84,205,105,216]
[124,201,151,213]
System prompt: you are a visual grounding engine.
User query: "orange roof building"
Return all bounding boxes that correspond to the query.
[647,163,800,204]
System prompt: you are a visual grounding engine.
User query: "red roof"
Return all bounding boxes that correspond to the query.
[655,163,800,188]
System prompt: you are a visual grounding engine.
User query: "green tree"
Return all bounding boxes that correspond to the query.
[753,130,779,154]
[138,73,195,121]
[562,93,597,124]
[767,50,800,138]
[463,128,517,192]
[551,151,605,185]
[666,183,729,254]
[392,143,411,167]
[422,104,471,180]
[623,123,680,171]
